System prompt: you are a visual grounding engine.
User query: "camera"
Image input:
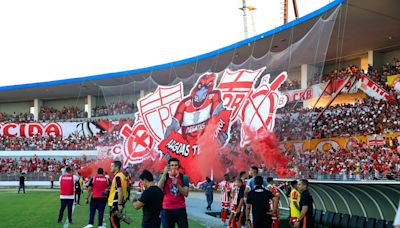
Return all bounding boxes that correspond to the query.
[102,189,110,198]
[114,211,131,224]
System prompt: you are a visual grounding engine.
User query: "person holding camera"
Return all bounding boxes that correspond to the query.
[158,157,190,228]
[108,160,128,228]
[84,168,111,228]
[133,169,164,228]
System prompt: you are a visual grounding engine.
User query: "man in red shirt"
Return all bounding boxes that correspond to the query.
[57,167,79,224]
[158,158,190,228]
[84,168,111,228]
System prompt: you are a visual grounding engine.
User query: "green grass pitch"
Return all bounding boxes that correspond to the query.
[0,189,204,228]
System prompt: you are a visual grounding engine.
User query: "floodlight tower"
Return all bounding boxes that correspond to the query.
[239,0,249,39]
[239,0,257,39]
[283,0,299,24]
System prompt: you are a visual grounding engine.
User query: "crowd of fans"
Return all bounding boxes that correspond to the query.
[92,102,136,117]
[0,129,122,151]
[284,141,400,181]
[0,156,92,175]
[275,95,400,140]
[39,106,87,121]
[275,59,400,141]
[0,112,34,123]
[0,60,400,181]
[280,79,301,91]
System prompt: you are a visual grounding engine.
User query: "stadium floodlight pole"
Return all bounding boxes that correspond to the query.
[239,0,249,39]
[283,0,299,24]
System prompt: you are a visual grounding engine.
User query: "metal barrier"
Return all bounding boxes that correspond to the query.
[0,172,60,181]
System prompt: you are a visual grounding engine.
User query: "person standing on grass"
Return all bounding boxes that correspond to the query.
[74,172,83,205]
[50,175,54,189]
[108,160,127,228]
[133,169,164,228]
[57,167,79,224]
[294,179,314,228]
[158,157,190,228]
[202,176,215,211]
[84,168,111,228]
[18,172,26,194]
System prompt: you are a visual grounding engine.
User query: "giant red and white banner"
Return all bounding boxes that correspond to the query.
[115,68,288,166]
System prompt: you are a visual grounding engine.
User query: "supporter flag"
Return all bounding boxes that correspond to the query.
[367,135,385,146]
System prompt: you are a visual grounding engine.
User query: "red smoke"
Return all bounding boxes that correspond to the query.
[134,123,294,183]
[79,157,113,179]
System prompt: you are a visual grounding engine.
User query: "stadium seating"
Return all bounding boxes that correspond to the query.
[332,213,342,228]
[357,216,366,228]
[340,214,350,228]
[365,218,376,228]
[348,215,359,228]
[375,219,386,228]
[321,211,335,227]
[387,221,394,228]
[314,210,323,227]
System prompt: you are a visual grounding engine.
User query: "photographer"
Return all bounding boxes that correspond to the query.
[158,157,190,228]
[84,168,111,228]
[133,169,164,228]
[108,161,128,228]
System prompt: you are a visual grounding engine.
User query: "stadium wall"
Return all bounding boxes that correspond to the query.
[0,101,31,115]
[42,97,85,110]
[323,58,362,74]
[382,49,400,64]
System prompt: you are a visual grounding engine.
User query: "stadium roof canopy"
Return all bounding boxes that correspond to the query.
[0,0,399,102]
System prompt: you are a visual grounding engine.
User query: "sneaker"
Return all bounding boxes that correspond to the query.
[98,226,106,228]
[57,221,62,224]
[83,224,93,228]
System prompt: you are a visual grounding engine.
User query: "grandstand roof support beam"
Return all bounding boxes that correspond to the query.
[368,50,384,69]
[87,95,96,119]
[33,98,42,121]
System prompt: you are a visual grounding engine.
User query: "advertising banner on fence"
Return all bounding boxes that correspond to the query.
[0,120,132,139]
[282,83,326,102]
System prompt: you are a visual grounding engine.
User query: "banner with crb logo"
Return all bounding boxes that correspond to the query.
[102,5,341,180]
[117,69,288,166]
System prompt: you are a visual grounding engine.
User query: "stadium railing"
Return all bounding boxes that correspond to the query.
[0,172,61,181]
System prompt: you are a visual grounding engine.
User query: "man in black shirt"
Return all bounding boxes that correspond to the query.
[133,169,164,228]
[294,179,314,228]
[246,176,276,228]
[18,173,26,194]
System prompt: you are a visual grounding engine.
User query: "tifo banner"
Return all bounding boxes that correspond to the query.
[0,120,132,139]
[115,68,288,166]
[280,132,400,153]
